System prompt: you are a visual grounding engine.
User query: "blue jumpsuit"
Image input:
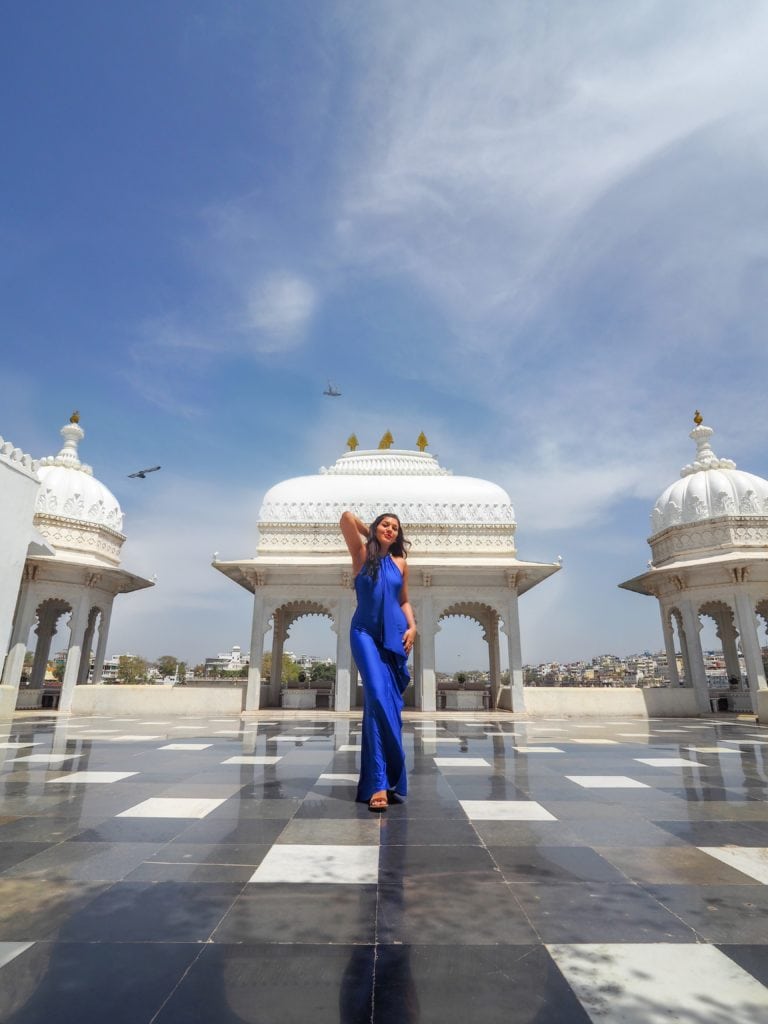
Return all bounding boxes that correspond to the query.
[351,555,409,803]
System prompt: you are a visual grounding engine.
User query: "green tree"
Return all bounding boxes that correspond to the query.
[118,655,148,683]
[310,661,335,683]
[156,655,179,678]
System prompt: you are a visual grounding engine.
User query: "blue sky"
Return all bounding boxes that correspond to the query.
[3,2,768,669]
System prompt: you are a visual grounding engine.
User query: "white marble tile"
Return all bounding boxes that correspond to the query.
[689,746,741,754]
[10,754,84,764]
[0,942,34,969]
[213,730,241,736]
[0,742,40,749]
[431,737,462,743]
[221,756,282,765]
[46,771,138,784]
[547,943,768,1024]
[723,739,768,746]
[269,734,311,742]
[513,746,565,754]
[567,776,650,789]
[338,744,362,752]
[698,846,768,884]
[460,800,557,821]
[316,773,359,784]
[414,725,445,731]
[292,727,325,731]
[434,757,490,767]
[569,738,619,745]
[76,729,122,735]
[249,844,379,884]
[635,757,705,767]
[109,735,163,742]
[617,732,652,738]
[118,797,226,819]
[159,743,212,751]
[171,725,203,730]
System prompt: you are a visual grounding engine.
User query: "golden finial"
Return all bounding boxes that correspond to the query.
[416,431,428,452]
[693,410,703,426]
[378,430,394,450]
[69,410,80,424]
[346,433,359,451]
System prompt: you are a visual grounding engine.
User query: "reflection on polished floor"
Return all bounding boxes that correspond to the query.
[2,712,768,1022]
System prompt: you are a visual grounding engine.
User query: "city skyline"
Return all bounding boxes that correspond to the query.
[3,4,768,665]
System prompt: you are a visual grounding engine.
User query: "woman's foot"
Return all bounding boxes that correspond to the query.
[368,790,388,812]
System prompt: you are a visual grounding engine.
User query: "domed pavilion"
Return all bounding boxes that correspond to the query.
[1,415,153,712]
[214,434,560,712]
[620,414,768,715]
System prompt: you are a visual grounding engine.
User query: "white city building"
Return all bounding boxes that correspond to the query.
[214,437,559,712]
[621,415,768,716]
[0,416,153,713]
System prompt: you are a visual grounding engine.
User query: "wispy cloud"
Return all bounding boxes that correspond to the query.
[244,271,317,351]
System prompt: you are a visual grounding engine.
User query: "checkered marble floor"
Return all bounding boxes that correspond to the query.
[2,713,768,1022]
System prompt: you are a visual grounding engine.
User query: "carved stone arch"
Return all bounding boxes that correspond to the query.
[438,601,498,642]
[755,599,768,631]
[279,600,335,637]
[699,599,737,633]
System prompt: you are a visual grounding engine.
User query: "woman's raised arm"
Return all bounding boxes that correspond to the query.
[340,511,368,573]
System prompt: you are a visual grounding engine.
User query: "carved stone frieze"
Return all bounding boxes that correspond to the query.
[650,517,768,566]
[256,523,516,555]
[259,499,515,527]
[33,514,124,566]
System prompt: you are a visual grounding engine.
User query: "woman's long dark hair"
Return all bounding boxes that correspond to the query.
[363,512,411,579]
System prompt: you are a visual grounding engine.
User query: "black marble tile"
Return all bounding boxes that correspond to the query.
[0,841,53,872]
[514,880,698,943]
[68,818,193,843]
[373,944,592,1024]
[645,884,768,942]
[379,843,498,882]
[652,820,768,845]
[0,941,197,1024]
[717,944,768,987]
[58,880,244,941]
[376,876,538,945]
[379,817,481,846]
[175,817,287,844]
[0,878,111,940]
[489,845,628,884]
[213,884,378,944]
[154,943,376,1024]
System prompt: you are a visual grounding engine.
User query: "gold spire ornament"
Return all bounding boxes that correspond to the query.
[70,410,80,424]
[378,431,394,450]
[416,432,428,452]
[693,410,703,426]
[346,433,359,451]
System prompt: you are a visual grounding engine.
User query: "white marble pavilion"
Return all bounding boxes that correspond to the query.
[621,415,768,716]
[214,436,560,712]
[0,416,153,714]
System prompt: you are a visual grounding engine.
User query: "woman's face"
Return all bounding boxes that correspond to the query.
[376,516,400,550]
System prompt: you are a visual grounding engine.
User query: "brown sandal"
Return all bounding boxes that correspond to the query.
[368,791,388,812]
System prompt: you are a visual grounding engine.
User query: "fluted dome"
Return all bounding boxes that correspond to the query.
[651,421,768,535]
[33,418,126,566]
[257,445,517,555]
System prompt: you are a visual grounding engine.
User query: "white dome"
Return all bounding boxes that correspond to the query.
[651,421,768,534]
[259,448,515,527]
[34,421,124,532]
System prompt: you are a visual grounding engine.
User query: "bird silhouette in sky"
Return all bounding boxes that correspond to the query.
[127,465,161,479]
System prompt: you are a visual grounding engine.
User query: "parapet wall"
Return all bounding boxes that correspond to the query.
[522,686,700,717]
[71,685,243,716]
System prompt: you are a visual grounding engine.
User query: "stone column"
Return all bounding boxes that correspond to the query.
[680,599,711,714]
[499,594,526,712]
[714,604,743,687]
[660,606,680,686]
[334,594,354,712]
[59,593,91,714]
[418,593,437,712]
[734,591,767,712]
[91,602,113,684]
[411,632,422,710]
[77,607,99,684]
[269,607,284,708]
[1,584,38,691]
[29,604,60,688]
[488,613,501,710]
[245,590,272,712]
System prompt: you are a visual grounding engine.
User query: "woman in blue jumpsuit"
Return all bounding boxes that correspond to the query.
[340,511,417,811]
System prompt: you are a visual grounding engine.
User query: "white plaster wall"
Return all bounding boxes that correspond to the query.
[756,689,768,725]
[0,451,39,665]
[522,686,700,717]
[0,685,19,719]
[70,685,243,716]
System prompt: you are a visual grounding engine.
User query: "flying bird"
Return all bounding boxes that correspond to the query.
[128,465,161,479]
[323,380,341,397]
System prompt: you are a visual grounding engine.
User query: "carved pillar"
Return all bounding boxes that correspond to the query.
[269,607,284,708]
[59,593,91,713]
[419,593,437,712]
[334,593,354,712]
[410,632,422,710]
[713,604,743,686]
[245,589,270,712]
[734,592,767,711]
[660,607,680,686]
[1,584,39,690]
[91,602,113,684]
[488,613,501,709]
[680,599,711,714]
[671,609,693,688]
[77,607,99,684]
[501,594,526,712]
[29,604,60,688]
